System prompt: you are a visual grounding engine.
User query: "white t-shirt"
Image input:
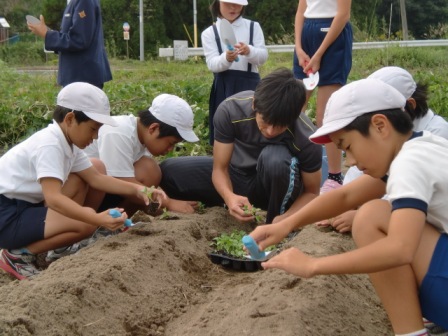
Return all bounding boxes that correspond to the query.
[413,109,448,139]
[386,132,448,233]
[84,115,150,178]
[0,122,92,203]
[304,0,338,18]
[201,17,268,74]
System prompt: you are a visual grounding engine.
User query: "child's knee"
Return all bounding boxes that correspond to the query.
[352,199,391,243]
[79,224,97,238]
[135,157,162,187]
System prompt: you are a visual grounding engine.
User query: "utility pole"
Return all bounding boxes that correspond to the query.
[193,0,198,48]
[139,0,144,61]
[399,0,409,40]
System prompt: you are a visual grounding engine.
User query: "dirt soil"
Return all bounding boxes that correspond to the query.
[0,206,392,336]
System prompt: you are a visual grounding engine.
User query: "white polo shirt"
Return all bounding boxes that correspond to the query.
[386,131,448,233]
[304,0,338,18]
[413,109,448,139]
[0,122,92,203]
[84,115,150,178]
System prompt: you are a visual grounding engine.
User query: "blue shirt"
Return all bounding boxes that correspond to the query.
[45,0,112,88]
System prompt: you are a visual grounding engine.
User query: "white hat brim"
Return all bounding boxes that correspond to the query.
[83,111,118,127]
[178,129,199,142]
[309,116,356,144]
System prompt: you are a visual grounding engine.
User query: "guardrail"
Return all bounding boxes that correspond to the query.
[159,39,448,58]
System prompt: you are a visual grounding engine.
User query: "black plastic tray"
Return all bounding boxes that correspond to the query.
[208,252,265,272]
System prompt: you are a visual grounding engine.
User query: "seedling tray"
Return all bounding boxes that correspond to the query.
[208,252,263,272]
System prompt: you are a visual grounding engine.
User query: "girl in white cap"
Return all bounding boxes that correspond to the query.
[201,0,268,145]
[293,0,353,194]
[248,78,448,335]
[0,83,164,280]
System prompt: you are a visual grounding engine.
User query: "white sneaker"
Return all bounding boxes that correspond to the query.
[45,244,80,263]
[320,179,342,195]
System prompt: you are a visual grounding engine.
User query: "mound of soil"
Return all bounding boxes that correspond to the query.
[0,207,392,335]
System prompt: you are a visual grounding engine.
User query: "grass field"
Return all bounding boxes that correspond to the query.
[1,44,447,151]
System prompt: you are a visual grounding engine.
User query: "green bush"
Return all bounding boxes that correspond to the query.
[1,47,447,152]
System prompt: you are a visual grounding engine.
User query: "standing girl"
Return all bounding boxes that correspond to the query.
[293,0,353,192]
[201,0,268,144]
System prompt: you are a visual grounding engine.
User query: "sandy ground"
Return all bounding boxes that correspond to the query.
[0,206,392,336]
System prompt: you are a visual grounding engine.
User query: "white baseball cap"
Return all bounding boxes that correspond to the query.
[149,94,199,142]
[368,66,417,99]
[57,82,117,127]
[220,0,248,5]
[309,78,406,144]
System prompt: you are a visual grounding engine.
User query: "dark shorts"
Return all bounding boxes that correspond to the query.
[293,18,353,86]
[0,195,46,249]
[419,233,448,329]
[97,193,125,213]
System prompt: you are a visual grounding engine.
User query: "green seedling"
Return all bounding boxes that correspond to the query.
[211,229,275,259]
[159,207,179,220]
[142,186,160,215]
[211,230,247,258]
[142,186,156,200]
[242,205,265,224]
[196,201,206,214]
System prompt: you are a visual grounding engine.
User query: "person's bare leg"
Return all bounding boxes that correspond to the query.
[83,158,107,210]
[316,84,342,176]
[352,199,439,334]
[134,156,161,188]
[28,173,97,254]
[135,156,197,214]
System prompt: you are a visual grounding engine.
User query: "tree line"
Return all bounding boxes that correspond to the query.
[1,0,447,58]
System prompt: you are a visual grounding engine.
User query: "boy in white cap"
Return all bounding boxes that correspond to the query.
[84,93,200,218]
[248,78,448,335]
[0,82,158,280]
[319,66,448,233]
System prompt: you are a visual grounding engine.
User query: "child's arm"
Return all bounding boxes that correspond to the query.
[77,166,150,205]
[240,22,268,66]
[294,0,309,68]
[262,207,427,278]
[273,169,321,223]
[41,177,127,230]
[251,174,386,250]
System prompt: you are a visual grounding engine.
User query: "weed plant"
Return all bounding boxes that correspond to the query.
[0,47,447,154]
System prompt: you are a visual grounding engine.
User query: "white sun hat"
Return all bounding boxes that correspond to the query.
[149,94,199,142]
[309,78,406,144]
[57,82,117,127]
[220,0,248,5]
[368,66,417,99]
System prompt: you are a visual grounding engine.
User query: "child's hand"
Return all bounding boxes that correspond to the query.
[99,208,129,231]
[249,222,290,251]
[164,199,197,214]
[261,247,315,278]
[331,210,356,233]
[151,188,167,205]
[235,42,250,56]
[225,49,240,62]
